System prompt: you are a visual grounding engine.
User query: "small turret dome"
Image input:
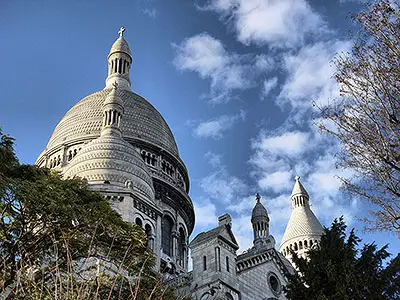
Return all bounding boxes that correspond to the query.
[109,36,132,58]
[108,27,132,58]
[251,193,269,221]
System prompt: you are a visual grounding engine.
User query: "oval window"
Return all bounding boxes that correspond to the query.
[267,272,281,296]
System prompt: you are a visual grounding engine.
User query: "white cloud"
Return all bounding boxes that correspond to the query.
[200,0,328,48]
[261,77,278,99]
[200,168,248,203]
[205,152,223,167]
[143,8,158,18]
[232,214,253,251]
[173,33,273,103]
[253,131,310,157]
[227,195,255,214]
[258,170,292,193]
[194,110,246,139]
[193,201,218,228]
[278,40,351,111]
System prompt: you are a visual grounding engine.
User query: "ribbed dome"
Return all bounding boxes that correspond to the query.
[109,37,131,57]
[64,134,155,201]
[46,88,179,156]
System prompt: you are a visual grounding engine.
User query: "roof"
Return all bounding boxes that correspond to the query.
[190,224,239,250]
[279,176,324,249]
[279,205,324,247]
[251,201,268,220]
[109,37,132,58]
[44,89,180,157]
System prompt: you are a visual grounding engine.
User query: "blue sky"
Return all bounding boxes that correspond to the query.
[1,0,399,256]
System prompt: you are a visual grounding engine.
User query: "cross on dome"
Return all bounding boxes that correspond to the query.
[255,193,261,203]
[295,175,300,181]
[118,26,126,38]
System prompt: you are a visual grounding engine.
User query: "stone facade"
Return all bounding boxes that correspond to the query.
[181,201,294,300]
[36,29,323,299]
[36,28,193,274]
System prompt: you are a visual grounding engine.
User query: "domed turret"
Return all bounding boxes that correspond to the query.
[105,27,133,90]
[279,176,324,264]
[251,193,273,249]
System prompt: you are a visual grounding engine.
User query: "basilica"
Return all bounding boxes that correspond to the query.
[36,28,324,300]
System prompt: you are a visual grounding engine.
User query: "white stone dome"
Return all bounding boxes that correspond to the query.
[64,134,155,201]
[45,88,180,157]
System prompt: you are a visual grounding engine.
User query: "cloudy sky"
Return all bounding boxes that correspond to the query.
[1,0,399,256]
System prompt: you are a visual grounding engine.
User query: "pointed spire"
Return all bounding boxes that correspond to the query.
[291,175,309,198]
[105,27,133,90]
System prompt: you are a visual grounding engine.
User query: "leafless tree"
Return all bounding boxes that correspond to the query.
[317,0,400,234]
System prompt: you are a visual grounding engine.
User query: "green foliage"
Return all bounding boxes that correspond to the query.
[286,217,400,300]
[0,127,182,299]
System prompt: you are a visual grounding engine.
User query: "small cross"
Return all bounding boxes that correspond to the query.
[295,175,300,181]
[118,26,126,38]
[112,81,118,90]
[256,193,261,202]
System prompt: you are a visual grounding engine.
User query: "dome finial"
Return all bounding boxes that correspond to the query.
[295,175,300,181]
[118,26,126,38]
[255,192,261,203]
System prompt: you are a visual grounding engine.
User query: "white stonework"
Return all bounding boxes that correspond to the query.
[279,176,324,264]
[36,29,193,274]
[36,29,323,299]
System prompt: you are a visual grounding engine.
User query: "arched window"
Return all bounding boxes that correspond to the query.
[294,243,298,251]
[226,256,230,272]
[151,154,157,166]
[161,216,174,257]
[145,224,152,249]
[135,217,142,228]
[304,240,308,248]
[225,293,234,300]
[299,241,303,250]
[203,255,207,271]
[141,151,146,161]
[178,227,186,267]
[118,58,122,73]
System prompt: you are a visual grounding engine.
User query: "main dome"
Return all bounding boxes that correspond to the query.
[46,88,179,157]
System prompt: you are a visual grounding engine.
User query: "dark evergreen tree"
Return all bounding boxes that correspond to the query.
[286,217,400,300]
